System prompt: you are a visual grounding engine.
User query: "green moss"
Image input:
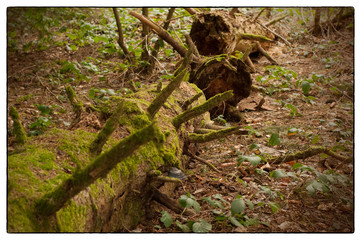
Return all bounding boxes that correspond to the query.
[57,200,88,232]
[9,106,27,145]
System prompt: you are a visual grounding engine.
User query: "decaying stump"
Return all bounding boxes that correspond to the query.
[190,11,274,56]
[187,10,283,120]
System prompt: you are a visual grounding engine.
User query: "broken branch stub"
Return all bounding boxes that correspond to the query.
[188,126,240,143]
[147,69,187,118]
[172,90,233,129]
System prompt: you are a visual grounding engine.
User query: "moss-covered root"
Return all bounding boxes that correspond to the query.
[65,85,83,117]
[188,126,240,143]
[147,69,187,118]
[9,106,27,145]
[270,146,352,164]
[35,122,158,217]
[172,90,234,129]
[89,102,124,155]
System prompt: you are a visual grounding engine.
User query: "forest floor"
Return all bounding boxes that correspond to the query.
[7,8,354,233]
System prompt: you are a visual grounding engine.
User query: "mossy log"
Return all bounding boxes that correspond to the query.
[7,74,219,232]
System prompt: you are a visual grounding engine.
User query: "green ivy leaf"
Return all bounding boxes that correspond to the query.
[160,211,172,228]
[231,198,245,216]
[237,155,262,167]
[268,201,280,214]
[192,219,212,233]
[35,104,51,116]
[292,162,303,170]
[228,216,242,227]
[245,199,254,210]
[175,220,190,232]
[270,169,287,178]
[268,133,280,146]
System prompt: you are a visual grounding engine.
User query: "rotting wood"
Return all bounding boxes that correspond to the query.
[152,187,195,216]
[35,122,158,217]
[269,146,352,164]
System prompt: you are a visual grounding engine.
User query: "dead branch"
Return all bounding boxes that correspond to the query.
[151,8,176,61]
[256,20,292,47]
[255,41,279,65]
[269,146,352,164]
[253,8,265,22]
[113,8,134,63]
[89,101,124,155]
[265,14,288,27]
[185,34,200,58]
[188,126,241,143]
[152,187,195,216]
[182,92,203,110]
[147,69,187,118]
[184,8,197,15]
[188,152,220,173]
[129,10,188,58]
[65,85,83,128]
[172,90,234,129]
[141,8,150,68]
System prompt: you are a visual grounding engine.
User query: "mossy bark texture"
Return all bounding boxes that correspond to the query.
[36,122,158,217]
[172,90,233,128]
[9,106,27,145]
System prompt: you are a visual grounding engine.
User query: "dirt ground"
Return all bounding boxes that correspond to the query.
[7,8,354,233]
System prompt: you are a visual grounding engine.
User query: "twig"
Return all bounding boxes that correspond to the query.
[113,8,134,63]
[37,75,63,104]
[256,20,292,47]
[253,8,265,22]
[188,152,220,173]
[265,14,288,27]
[269,146,352,164]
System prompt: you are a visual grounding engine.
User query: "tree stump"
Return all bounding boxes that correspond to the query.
[187,10,279,121]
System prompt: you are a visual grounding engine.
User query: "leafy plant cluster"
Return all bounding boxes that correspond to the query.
[159,192,262,232]
[28,104,68,136]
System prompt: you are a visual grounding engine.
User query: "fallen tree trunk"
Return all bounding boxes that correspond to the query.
[8,55,243,232]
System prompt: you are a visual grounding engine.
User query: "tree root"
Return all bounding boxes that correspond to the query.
[269,146,352,164]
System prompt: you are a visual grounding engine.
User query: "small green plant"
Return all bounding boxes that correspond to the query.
[268,133,281,146]
[212,115,229,126]
[244,126,262,137]
[178,193,200,213]
[160,211,172,228]
[28,104,56,136]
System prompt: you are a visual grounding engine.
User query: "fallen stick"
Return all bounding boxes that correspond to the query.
[269,146,352,164]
